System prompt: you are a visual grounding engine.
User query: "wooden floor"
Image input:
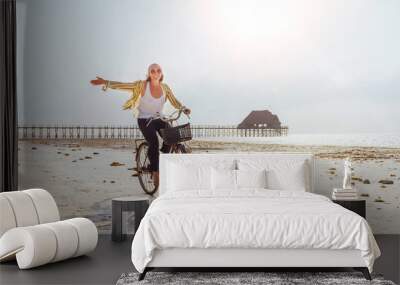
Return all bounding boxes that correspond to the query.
[0,235,399,285]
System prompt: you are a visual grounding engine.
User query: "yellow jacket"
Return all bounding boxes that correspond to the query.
[102,80,184,117]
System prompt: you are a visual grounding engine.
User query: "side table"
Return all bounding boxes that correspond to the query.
[332,199,366,218]
[112,195,150,242]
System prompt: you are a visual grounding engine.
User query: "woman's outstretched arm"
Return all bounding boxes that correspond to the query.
[90,76,136,92]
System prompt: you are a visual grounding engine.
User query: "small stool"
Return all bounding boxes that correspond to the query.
[111,195,150,242]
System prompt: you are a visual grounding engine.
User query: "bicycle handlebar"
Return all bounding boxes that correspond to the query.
[145,107,190,127]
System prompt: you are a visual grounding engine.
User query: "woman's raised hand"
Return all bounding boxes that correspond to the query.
[90,76,106,86]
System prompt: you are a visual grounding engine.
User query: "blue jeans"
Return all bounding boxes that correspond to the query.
[137,118,171,171]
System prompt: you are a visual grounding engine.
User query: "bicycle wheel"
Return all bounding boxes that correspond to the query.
[136,142,158,195]
[173,143,191,154]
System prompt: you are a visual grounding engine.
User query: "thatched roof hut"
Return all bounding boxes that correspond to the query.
[237,110,281,129]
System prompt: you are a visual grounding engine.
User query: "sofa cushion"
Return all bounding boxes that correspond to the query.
[0,192,39,227]
[24,189,60,224]
[0,196,17,237]
[0,189,60,237]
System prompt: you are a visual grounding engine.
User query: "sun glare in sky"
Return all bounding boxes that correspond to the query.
[17,0,400,132]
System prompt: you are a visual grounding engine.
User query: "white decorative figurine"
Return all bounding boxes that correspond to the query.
[343,157,352,190]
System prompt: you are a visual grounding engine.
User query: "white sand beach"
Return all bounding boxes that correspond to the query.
[18,139,400,234]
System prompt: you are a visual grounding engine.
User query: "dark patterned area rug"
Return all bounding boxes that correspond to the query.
[116,271,396,285]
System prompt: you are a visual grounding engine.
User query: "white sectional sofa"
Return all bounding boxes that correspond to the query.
[0,188,98,269]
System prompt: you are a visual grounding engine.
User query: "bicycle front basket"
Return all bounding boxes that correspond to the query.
[160,123,192,145]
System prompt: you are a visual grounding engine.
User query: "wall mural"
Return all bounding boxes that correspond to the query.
[17,0,400,234]
[18,122,400,234]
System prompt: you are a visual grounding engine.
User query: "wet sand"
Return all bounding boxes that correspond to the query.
[18,139,400,234]
[25,138,400,161]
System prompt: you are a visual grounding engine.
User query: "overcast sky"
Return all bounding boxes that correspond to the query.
[16,0,400,133]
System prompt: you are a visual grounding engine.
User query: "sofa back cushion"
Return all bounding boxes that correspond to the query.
[0,189,60,238]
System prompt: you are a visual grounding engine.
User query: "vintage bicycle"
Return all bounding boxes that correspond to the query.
[134,107,192,195]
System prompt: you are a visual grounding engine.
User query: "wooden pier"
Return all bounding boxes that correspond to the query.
[18,124,289,140]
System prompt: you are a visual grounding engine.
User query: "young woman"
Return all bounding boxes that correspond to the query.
[90,63,191,187]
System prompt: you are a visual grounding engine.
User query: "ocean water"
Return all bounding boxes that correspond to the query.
[195,132,400,148]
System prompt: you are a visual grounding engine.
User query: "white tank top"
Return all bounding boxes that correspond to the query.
[137,83,166,119]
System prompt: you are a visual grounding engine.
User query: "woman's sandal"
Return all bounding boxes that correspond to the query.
[151,171,159,188]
